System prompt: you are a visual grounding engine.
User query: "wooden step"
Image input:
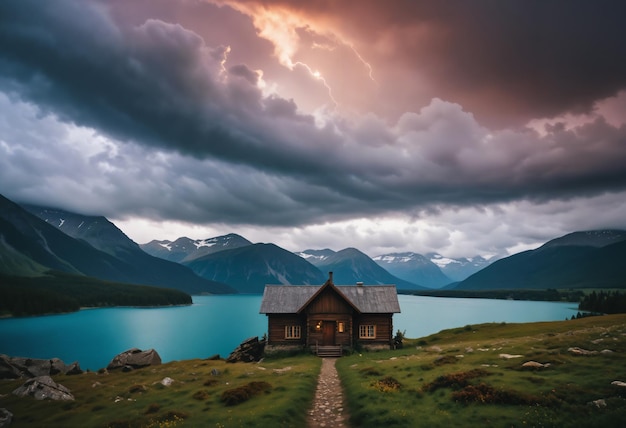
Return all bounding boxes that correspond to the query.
[316,345,342,357]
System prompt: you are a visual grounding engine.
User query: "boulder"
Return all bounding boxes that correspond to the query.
[226,337,266,363]
[0,355,22,379]
[12,376,74,401]
[0,355,82,379]
[0,408,12,428]
[107,348,161,370]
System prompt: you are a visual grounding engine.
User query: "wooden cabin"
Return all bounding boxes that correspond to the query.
[259,272,401,356]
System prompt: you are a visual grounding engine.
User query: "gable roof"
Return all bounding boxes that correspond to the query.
[259,284,401,314]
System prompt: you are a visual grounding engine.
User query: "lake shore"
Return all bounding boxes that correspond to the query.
[2,314,625,427]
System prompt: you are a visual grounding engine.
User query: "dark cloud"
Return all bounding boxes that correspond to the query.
[1,0,626,239]
[229,0,626,126]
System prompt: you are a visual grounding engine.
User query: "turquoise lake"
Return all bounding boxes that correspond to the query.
[0,294,581,370]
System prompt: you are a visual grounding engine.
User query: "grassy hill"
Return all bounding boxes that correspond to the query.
[338,315,626,427]
[1,315,625,427]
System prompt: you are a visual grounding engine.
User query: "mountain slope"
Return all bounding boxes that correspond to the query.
[185,243,327,293]
[427,253,494,282]
[140,234,252,263]
[295,249,336,265]
[372,252,452,288]
[2,199,234,294]
[454,230,626,290]
[304,247,426,290]
[0,271,192,316]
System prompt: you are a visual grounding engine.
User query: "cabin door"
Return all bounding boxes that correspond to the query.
[322,321,335,345]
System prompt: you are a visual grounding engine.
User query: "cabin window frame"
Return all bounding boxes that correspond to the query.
[285,325,301,339]
[359,324,376,339]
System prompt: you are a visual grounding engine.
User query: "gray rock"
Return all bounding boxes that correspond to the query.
[160,377,174,386]
[0,355,82,379]
[522,361,550,369]
[107,348,161,370]
[0,355,22,379]
[12,376,74,401]
[0,408,12,428]
[226,336,266,363]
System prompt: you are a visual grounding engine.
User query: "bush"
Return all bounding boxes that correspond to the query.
[451,383,560,407]
[372,376,402,392]
[220,381,272,406]
[192,390,210,400]
[145,403,161,414]
[423,369,490,392]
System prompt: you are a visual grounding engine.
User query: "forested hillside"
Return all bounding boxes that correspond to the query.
[0,272,192,317]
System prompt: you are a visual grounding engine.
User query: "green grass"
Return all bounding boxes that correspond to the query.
[0,354,321,427]
[3,315,626,427]
[337,314,626,428]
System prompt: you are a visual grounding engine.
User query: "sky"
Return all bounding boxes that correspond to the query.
[1,0,626,259]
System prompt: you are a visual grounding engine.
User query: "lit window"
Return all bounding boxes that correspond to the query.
[359,325,376,338]
[338,322,345,333]
[285,325,301,339]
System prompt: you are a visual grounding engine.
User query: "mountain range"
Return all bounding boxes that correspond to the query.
[140,234,252,263]
[453,230,626,290]
[0,195,233,295]
[297,248,427,290]
[2,192,625,300]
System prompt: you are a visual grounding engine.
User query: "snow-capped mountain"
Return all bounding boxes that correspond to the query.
[427,253,494,282]
[298,248,426,290]
[141,233,252,263]
[372,252,452,288]
[15,201,234,294]
[295,249,336,265]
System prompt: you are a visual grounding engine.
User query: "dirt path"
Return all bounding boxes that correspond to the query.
[307,358,349,427]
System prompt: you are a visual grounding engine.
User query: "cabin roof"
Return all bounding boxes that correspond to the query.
[259,284,401,314]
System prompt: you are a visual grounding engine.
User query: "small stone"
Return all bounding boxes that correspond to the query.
[499,353,523,359]
[588,399,607,408]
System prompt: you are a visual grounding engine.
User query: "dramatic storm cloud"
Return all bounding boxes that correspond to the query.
[1,0,625,257]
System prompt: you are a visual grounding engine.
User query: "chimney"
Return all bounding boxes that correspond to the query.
[328,271,333,284]
[356,281,364,287]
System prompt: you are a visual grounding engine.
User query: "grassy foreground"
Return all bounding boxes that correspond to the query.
[1,315,625,427]
[0,355,321,427]
[337,314,626,427]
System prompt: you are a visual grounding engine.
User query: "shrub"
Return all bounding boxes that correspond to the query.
[359,367,382,376]
[192,390,210,400]
[423,369,490,392]
[145,403,161,414]
[433,355,458,366]
[128,384,147,394]
[451,383,559,407]
[372,376,402,392]
[220,381,272,406]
